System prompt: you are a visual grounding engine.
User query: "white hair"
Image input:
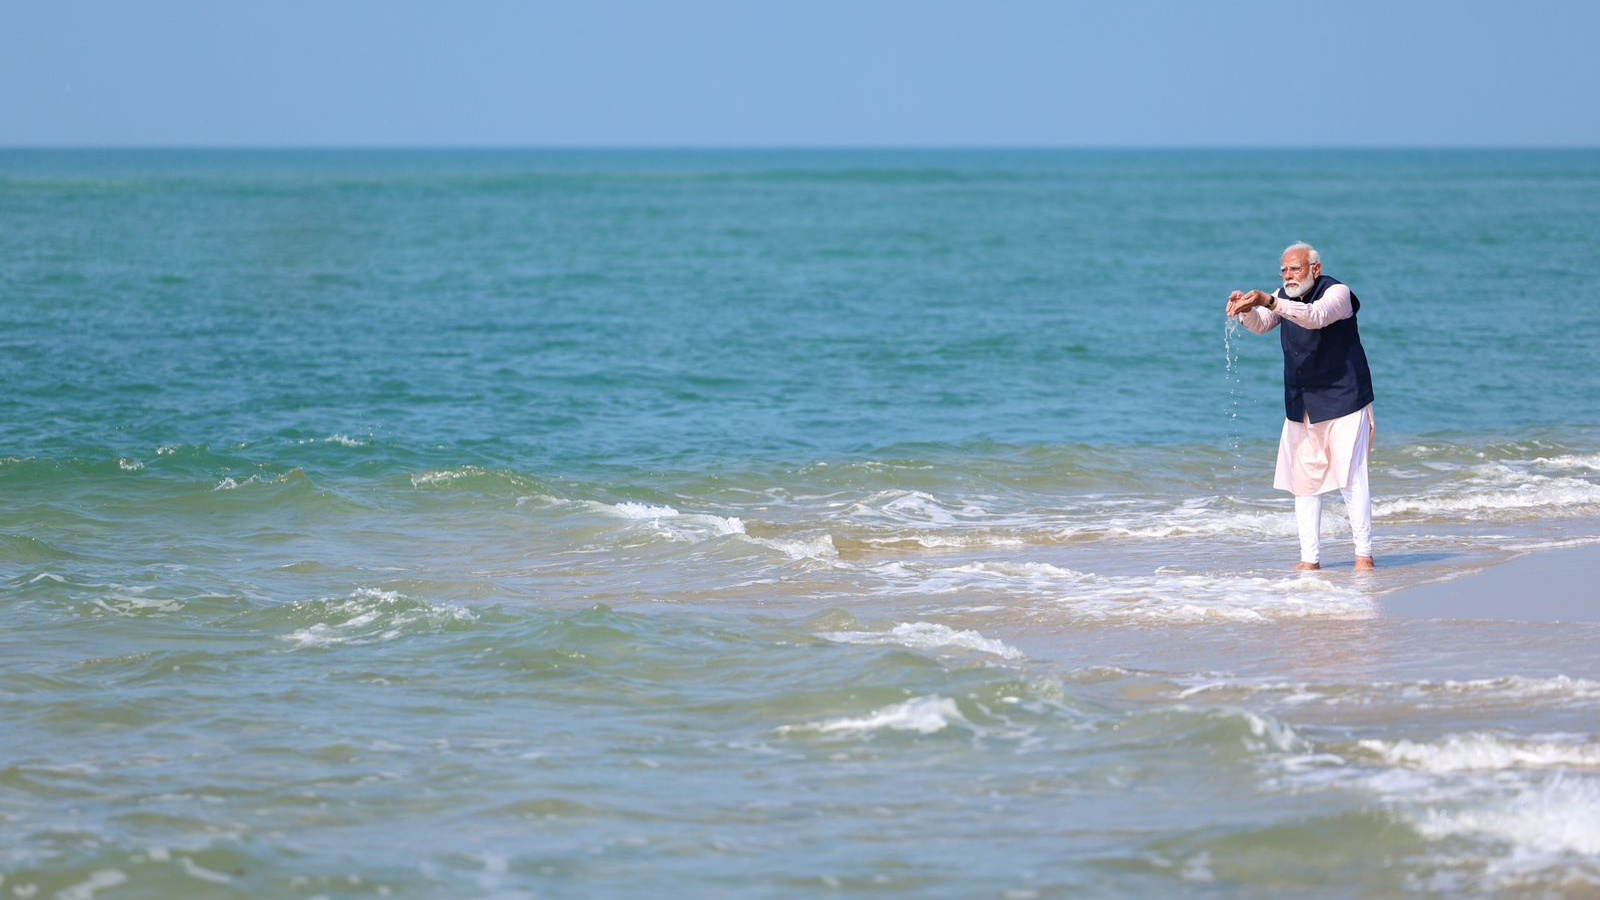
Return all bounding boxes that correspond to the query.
[1283,242,1321,266]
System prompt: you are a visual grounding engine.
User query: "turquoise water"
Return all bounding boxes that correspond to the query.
[4,149,1600,897]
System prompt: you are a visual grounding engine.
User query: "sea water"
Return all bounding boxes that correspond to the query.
[3,148,1599,897]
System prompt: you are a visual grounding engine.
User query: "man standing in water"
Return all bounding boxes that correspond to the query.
[1227,242,1376,571]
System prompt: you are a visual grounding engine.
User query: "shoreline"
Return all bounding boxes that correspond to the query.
[1378,542,1600,622]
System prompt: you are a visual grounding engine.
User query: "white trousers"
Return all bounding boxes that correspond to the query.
[1292,422,1373,564]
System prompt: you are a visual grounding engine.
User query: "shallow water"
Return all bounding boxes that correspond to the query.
[3,148,1599,897]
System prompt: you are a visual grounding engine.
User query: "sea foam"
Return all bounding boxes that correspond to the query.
[1415,776,1600,863]
[1377,464,1600,520]
[820,621,1025,660]
[411,467,489,487]
[55,870,129,900]
[864,559,1374,623]
[605,501,746,542]
[1359,732,1600,773]
[779,696,969,737]
[280,588,476,649]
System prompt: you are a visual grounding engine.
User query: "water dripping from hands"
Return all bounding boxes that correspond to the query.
[1224,316,1243,469]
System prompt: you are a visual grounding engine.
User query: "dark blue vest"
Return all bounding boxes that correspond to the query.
[1275,274,1374,423]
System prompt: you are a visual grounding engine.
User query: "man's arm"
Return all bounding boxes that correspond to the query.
[1237,304,1281,334]
[1228,290,1281,334]
[1272,284,1354,329]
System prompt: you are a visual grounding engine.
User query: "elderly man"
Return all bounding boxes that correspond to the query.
[1227,242,1376,571]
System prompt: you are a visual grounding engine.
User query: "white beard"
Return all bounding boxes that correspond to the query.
[1282,273,1315,298]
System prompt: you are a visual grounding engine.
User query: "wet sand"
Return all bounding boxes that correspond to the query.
[1379,543,1600,623]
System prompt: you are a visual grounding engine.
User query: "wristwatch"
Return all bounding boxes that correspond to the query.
[1265,294,1277,311]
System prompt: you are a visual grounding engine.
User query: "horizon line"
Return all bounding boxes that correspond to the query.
[2,142,1597,153]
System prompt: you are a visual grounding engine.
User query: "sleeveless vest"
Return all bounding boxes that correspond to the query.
[1276,274,1374,423]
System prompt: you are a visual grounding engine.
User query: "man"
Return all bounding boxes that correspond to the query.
[1227,242,1376,571]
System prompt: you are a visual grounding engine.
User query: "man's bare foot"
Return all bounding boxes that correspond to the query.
[1294,562,1321,571]
[1355,556,1376,571]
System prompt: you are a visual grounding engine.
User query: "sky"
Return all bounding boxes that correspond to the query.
[2,0,1597,148]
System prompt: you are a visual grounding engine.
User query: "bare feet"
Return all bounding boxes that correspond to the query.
[1294,562,1321,571]
[1355,556,1376,571]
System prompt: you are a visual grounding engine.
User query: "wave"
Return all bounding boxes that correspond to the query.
[1171,674,1600,714]
[860,559,1375,624]
[1377,468,1600,520]
[819,622,1025,660]
[776,695,972,737]
[843,490,995,526]
[0,845,266,899]
[1531,451,1600,471]
[0,534,81,565]
[1356,732,1600,773]
[409,466,551,495]
[272,588,478,649]
[1413,775,1600,859]
[1113,705,1310,756]
[600,500,747,542]
[212,468,310,492]
[297,433,372,448]
[1415,675,1600,706]
[1320,756,1600,887]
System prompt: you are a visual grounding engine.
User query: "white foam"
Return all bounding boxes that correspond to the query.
[613,501,680,519]
[212,472,298,491]
[866,560,1085,598]
[1377,464,1600,519]
[865,560,1373,623]
[410,467,487,487]
[1099,509,1301,540]
[779,696,968,736]
[1199,675,1600,715]
[1421,675,1600,704]
[1207,707,1309,753]
[1185,675,1600,711]
[604,501,746,542]
[1415,776,1600,860]
[1101,572,1373,623]
[1498,537,1600,553]
[845,490,990,525]
[117,458,144,471]
[821,622,1025,660]
[281,588,476,649]
[1532,452,1600,471]
[965,561,1083,579]
[57,871,129,900]
[179,856,234,885]
[678,514,747,539]
[833,501,1316,551]
[746,533,839,561]
[1180,852,1216,883]
[23,761,99,776]
[846,530,1028,552]
[93,595,182,615]
[1360,733,1600,773]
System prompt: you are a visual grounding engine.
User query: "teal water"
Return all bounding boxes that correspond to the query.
[4,149,1600,897]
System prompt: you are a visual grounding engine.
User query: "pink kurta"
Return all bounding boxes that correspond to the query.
[1239,284,1376,497]
[1273,404,1374,496]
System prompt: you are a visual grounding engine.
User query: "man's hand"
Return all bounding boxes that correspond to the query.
[1226,290,1271,317]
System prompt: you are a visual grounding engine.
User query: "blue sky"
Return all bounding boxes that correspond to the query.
[3,1,1596,147]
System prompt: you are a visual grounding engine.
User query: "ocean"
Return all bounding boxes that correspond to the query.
[3,148,1599,898]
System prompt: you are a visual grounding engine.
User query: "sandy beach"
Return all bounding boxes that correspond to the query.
[1380,542,1600,622]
